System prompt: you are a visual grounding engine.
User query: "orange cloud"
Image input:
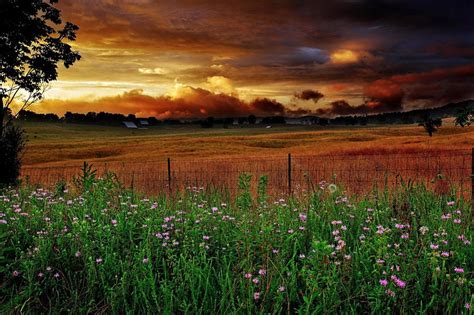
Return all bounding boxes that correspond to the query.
[36,87,309,118]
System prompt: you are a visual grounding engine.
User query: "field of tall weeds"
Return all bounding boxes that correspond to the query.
[0,170,472,314]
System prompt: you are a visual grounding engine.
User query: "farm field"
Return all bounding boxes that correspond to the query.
[19,122,474,198]
[19,122,474,167]
[0,175,472,313]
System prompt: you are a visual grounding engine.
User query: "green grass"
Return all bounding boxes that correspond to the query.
[0,172,472,314]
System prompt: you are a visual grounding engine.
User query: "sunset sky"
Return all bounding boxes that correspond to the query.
[35,0,474,118]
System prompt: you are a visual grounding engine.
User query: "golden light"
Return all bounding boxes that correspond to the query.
[330,50,359,64]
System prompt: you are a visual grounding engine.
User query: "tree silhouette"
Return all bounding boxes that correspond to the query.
[454,109,472,127]
[419,115,442,137]
[0,0,81,136]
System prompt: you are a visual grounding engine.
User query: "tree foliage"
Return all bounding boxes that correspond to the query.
[0,0,80,186]
[419,115,442,137]
[454,109,472,127]
[0,0,81,134]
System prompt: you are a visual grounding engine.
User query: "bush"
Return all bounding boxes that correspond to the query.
[0,124,26,187]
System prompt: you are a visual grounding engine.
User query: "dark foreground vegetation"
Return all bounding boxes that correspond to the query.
[0,170,472,314]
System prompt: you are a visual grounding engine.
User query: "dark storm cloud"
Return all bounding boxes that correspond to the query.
[294,90,324,103]
[49,0,474,116]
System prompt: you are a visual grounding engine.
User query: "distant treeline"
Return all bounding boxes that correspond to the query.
[15,100,473,127]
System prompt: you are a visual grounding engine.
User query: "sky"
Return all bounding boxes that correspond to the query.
[34,0,474,118]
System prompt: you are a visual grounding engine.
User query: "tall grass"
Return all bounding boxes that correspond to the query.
[0,172,472,313]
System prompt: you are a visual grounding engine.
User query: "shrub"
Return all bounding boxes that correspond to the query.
[0,124,26,187]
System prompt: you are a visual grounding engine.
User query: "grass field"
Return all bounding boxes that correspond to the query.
[19,122,474,167]
[0,174,472,313]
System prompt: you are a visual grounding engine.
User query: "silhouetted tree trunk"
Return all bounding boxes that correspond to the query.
[0,96,4,138]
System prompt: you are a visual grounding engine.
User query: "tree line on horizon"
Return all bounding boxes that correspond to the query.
[13,99,473,128]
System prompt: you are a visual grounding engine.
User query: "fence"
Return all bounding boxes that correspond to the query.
[21,148,474,199]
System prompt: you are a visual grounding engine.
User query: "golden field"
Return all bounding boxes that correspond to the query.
[19,122,473,197]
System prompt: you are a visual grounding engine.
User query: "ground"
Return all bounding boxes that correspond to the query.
[19,122,474,167]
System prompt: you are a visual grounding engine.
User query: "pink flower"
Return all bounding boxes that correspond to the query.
[75,251,81,257]
[299,213,307,222]
[54,273,60,279]
[244,273,252,279]
[38,272,44,278]
[287,229,294,234]
[385,289,396,297]
[466,303,471,310]
[401,233,409,239]
[258,269,266,276]
[96,258,103,264]
[254,292,260,300]
[203,235,210,240]
[447,201,455,206]
[252,278,260,285]
[379,279,388,286]
[111,219,117,226]
[454,267,464,273]
[12,270,19,277]
[278,286,285,292]
[142,258,149,264]
[453,219,461,224]
[441,251,449,257]
[430,244,439,250]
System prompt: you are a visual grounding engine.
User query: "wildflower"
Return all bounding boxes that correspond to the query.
[395,223,405,229]
[299,226,305,231]
[254,292,260,300]
[244,273,252,279]
[344,254,351,260]
[441,213,451,220]
[287,229,294,234]
[278,286,285,292]
[453,219,461,224]
[447,201,455,206]
[299,213,307,222]
[252,278,260,284]
[385,289,396,297]
[466,303,470,310]
[379,279,388,286]
[211,207,219,213]
[111,219,117,226]
[0,219,7,224]
[430,244,439,250]
[401,233,409,239]
[203,235,210,240]
[454,267,464,273]
[143,257,149,264]
[46,266,52,271]
[75,251,81,257]
[258,269,266,276]
[441,251,449,257]
[96,258,103,264]
[12,270,19,277]
[299,254,306,259]
[54,273,60,279]
[38,272,44,278]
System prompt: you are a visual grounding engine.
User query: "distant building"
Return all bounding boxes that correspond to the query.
[123,121,138,129]
[139,119,149,126]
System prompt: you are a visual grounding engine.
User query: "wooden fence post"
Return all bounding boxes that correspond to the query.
[167,157,171,192]
[288,153,292,195]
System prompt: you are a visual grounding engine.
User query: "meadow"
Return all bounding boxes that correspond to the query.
[0,172,472,313]
[19,121,474,167]
[19,122,474,197]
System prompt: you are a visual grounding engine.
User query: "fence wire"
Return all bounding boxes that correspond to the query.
[21,149,473,199]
